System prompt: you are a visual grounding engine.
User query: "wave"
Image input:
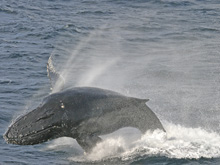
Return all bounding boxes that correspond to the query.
[44,122,220,163]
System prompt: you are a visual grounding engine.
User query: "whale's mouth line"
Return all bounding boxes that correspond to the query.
[4,125,60,144]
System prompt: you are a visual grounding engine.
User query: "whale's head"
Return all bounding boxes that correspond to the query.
[4,94,70,145]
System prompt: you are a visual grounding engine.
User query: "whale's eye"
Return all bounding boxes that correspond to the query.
[60,102,65,109]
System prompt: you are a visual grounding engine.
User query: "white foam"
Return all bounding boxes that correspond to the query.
[121,123,220,160]
[45,123,220,163]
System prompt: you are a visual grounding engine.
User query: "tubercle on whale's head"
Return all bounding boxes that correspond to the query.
[4,96,70,145]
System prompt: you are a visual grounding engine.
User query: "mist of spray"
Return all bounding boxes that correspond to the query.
[50,25,122,93]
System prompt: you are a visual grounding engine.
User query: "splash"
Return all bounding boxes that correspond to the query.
[45,122,220,163]
[122,123,220,160]
[43,23,220,163]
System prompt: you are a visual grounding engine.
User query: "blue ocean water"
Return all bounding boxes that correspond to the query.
[1,0,220,164]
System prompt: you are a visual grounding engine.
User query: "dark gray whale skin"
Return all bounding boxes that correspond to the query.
[4,87,165,152]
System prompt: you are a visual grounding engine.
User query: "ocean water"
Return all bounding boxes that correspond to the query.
[1,0,220,164]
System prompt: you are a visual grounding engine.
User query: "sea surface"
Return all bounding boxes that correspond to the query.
[1,0,220,164]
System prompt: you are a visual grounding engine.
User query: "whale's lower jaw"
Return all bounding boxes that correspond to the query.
[4,123,62,146]
[4,132,47,145]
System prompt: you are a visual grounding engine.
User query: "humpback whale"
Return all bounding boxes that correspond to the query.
[4,56,165,152]
[4,87,165,152]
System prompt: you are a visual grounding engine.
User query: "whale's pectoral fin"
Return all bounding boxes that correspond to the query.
[47,55,65,90]
[76,134,102,153]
